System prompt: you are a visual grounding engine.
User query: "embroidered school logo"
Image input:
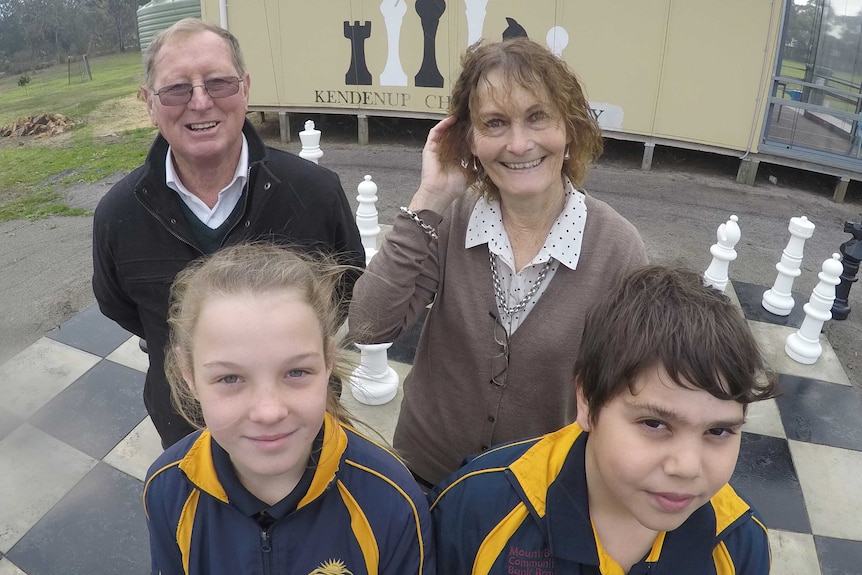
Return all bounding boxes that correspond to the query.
[308,558,353,575]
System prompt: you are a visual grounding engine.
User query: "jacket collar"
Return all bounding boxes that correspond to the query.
[178,412,349,506]
[514,424,751,571]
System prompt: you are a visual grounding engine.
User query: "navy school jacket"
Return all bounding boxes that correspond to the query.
[144,413,435,575]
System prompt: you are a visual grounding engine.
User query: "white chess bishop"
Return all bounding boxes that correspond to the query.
[703,215,740,293]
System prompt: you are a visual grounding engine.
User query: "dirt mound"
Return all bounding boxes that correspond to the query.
[1,113,76,138]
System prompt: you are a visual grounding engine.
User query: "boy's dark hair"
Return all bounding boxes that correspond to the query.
[574,266,777,426]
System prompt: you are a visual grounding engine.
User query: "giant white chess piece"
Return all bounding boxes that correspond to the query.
[703,215,740,293]
[762,216,815,316]
[785,254,843,364]
[380,0,408,86]
[298,120,323,164]
[356,175,380,263]
[546,26,569,58]
[464,0,489,46]
[350,175,399,405]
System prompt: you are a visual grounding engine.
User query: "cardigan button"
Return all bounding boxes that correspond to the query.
[170,218,176,224]
[244,220,251,227]
[487,415,495,422]
[264,182,271,190]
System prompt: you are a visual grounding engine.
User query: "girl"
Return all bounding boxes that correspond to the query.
[143,243,434,575]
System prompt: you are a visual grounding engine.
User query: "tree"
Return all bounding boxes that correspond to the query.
[88,0,144,52]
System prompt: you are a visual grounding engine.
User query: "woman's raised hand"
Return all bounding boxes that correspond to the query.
[409,116,469,214]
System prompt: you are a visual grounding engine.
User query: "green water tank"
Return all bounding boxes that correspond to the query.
[137,0,203,53]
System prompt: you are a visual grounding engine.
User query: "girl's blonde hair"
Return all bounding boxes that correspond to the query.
[165,242,353,429]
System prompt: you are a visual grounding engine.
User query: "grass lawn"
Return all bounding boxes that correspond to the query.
[0,52,157,222]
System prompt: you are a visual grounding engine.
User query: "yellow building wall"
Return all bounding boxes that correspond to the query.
[200,0,781,153]
[655,0,777,149]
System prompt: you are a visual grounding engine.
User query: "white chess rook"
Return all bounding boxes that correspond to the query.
[298,119,323,164]
[350,342,400,405]
[762,216,816,316]
[703,215,740,292]
[356,175,380,264]
[785,253,843,365]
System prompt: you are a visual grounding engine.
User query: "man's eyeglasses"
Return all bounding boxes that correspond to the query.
[153,77,243,106]
[491,313,509,388]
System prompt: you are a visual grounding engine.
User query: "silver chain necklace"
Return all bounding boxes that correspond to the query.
[489,251,553,317]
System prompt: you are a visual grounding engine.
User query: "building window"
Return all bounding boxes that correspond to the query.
[762,0,862,168]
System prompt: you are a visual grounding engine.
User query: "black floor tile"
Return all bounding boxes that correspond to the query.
[732,432,811,533]
[388,308,427,365]
[815,535,862,575]
[732,280,806,328]
[46,303,131,357]
[776,374,862,452]
[29,359,147,459]
[6,463,149,575]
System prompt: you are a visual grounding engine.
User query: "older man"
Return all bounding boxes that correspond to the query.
[93,18,364,448]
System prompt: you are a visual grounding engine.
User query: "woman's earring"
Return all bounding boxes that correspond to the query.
[460,158,470,170]
[564,145,571,161]
[472,156,479,173]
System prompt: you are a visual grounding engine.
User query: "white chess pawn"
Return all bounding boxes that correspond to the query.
[703,215,741,292]
[350,342,400,405]
[356,175,380,264]
[785,253,843,364]
[762,216,816,316]
[299,119,323,164]
[465,0,490,46]
[546,26,569,58]
[379,0,408,86]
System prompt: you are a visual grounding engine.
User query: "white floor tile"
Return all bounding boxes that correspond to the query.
[743,398,786,439]
[0,338,100,419]
[768,530,822,575]
[0,424,97,553]
[748,322,850,386]
[105,336,149,373]
[103,416,163,482]
[0,558,27,575]
[789,440,862,540]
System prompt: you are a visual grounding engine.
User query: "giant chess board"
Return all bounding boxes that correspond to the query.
[0,274,860,574]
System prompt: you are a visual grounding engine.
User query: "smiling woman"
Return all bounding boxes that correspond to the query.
[348,37,649,487]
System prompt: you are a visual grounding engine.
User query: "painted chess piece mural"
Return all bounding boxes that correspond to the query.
[546,26,569,57]
[415,0,446,88]
[344,20,373,85]
[464,0,489,46]
[502,16,528,39]
[380,0,409,86]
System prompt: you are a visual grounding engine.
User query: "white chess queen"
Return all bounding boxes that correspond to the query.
[348,38,648,487]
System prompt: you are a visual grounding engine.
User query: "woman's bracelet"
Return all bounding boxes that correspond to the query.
[399,206,438,239]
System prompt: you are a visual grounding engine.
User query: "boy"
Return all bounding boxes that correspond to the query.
[429,266,777,574]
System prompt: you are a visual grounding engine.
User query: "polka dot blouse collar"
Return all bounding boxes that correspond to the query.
[465,179,587,271]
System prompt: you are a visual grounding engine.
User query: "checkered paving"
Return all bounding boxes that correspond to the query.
[0,278,859,575]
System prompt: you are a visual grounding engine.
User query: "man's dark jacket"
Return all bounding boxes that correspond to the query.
[92,119,365,446]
